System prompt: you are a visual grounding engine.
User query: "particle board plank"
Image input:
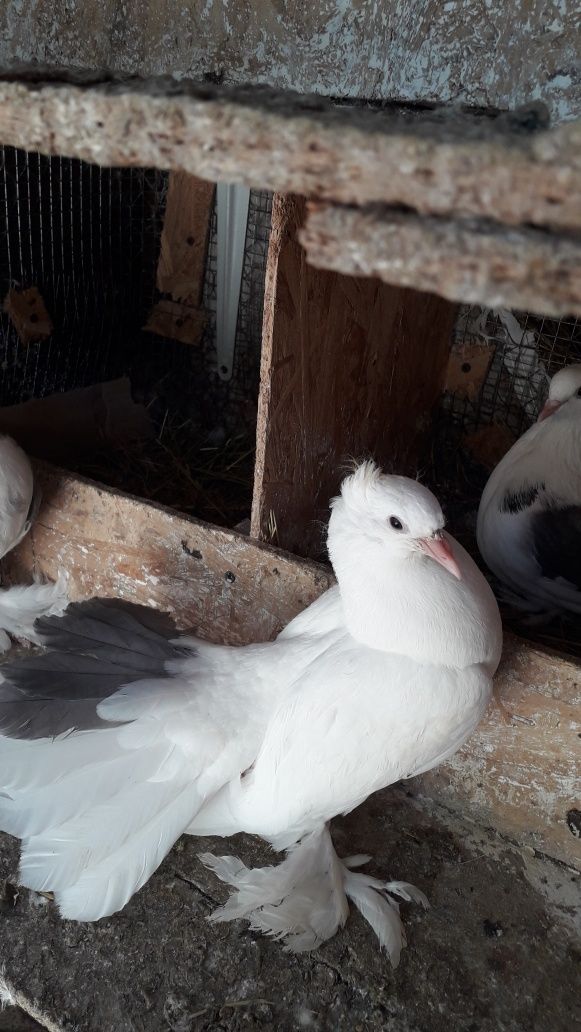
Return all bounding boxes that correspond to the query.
[301,203,581,319]
[0,74,579,233]
[251,193,456,558]
[0,463,579,868]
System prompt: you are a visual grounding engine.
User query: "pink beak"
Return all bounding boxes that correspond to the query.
[538,399,561,422]
[417,534,462,580]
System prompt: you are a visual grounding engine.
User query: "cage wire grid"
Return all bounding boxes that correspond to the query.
[0,144,271,525]
[444,306,581,439]
[0,146,271,433]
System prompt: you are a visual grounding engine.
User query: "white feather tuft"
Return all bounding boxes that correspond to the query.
[0,571,69,648]
[343,869,405,966]
[201,828,428,962]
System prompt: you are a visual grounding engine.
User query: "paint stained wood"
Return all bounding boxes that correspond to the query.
[415,634,581,869]
[1,465,333,645]
[252,194,456,557]
[0,0,576,124]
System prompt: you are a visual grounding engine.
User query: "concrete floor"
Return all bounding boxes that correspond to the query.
[1,785,579,1032]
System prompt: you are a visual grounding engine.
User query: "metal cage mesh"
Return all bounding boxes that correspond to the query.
[0,146,271,438]
[444,306,581,439]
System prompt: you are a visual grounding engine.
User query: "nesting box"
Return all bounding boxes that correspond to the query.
[0,72,579,872]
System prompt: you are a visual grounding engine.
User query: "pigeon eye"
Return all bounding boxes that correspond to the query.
[577,387,581,398]
[389,516,403,531]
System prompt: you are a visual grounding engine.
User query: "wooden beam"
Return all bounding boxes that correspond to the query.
[251,194,456,558]
[0,75,579,232]
[1,464,579,868]
[301,203,581,319]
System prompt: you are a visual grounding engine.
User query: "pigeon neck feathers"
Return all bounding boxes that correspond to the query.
[327,464,502,670]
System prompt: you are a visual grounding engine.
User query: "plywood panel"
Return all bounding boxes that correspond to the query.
[251,194,456,558]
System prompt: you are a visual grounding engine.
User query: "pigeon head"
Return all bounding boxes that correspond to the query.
[328,462,460,580]
[538,364,581,421]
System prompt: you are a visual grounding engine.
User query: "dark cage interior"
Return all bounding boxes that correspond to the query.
[0,145,271,525]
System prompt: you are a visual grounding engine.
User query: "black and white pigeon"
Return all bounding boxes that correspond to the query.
[0,463,502,963]
[0,435,67,650]
[477,363,581,614]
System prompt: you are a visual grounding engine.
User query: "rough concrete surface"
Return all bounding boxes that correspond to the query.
[0,0,578,124]
[1,786,579,1032]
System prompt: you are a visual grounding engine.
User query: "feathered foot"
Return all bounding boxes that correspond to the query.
[199,827,428,965]
[0,570,69,651]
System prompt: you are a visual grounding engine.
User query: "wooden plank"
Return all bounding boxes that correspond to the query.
[0,75,579,232]
[1,464,579,868]
[2,286,53,344]
[301,203,581,319]
[1,464,333,645]
[155,172,215,307]
[143,299,206,346]
[251,194,456,558]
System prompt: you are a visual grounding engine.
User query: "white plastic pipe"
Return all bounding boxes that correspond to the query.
[215,182,250,382]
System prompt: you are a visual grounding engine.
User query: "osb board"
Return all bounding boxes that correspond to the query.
[301,204,581,319]
[1,464,579,867]
[0,75,580,233]
[251,194,457,558]
[1,465,332,645]
[0,0,577,124]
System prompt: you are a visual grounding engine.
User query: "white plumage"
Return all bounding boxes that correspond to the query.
[477,363,581,614]
[0,463,502,963]
[0,435,68,650]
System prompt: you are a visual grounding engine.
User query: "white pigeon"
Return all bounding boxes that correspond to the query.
[0,463,502,964]
[477,363,581,615]
[0,435,68,651]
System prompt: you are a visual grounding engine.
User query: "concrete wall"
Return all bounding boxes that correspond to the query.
[0,0,579,123]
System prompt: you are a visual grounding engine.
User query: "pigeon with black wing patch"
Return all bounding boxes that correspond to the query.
[477,363,581,614]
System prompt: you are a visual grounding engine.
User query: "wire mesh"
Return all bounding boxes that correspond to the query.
[0,146,271,438]
[444,306,581,439]
[0,146,168,404]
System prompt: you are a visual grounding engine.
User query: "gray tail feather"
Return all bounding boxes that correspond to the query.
[0,598,192,741]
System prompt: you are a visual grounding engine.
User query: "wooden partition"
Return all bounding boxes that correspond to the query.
[251,194,457,557]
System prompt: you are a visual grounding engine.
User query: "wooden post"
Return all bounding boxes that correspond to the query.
[251,194,457,558]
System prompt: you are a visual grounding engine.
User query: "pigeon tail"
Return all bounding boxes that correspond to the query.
[200,826,429,965]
